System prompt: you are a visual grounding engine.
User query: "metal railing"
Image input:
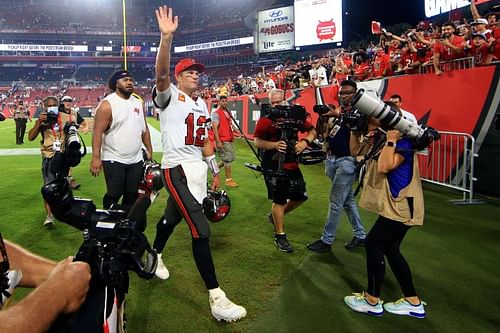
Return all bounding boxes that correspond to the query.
[417,131,481,204]
[420,57,475,74]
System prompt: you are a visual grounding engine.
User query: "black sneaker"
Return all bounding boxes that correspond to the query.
[307,239,332,253]
[274,234,293,253]
[345,237,366,250]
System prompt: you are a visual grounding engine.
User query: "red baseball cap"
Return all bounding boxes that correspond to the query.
[174,58,205,77]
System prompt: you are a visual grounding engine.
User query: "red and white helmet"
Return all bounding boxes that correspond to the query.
[203,190,231,223]
[143,160,163,192]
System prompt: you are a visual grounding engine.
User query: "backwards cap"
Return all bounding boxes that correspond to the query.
[108,70,133,91]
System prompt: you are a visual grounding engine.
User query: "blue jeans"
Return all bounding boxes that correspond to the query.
[321,155,366,245]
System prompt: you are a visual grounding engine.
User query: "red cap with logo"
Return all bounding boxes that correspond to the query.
[174,58,205,77]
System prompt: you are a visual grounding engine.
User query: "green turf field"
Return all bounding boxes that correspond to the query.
[1,118,499,332]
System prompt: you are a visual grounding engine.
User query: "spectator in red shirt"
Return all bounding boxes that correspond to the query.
[433,21,466,76]
[372,48,393,79]
[467,33,493,66]
[351,52,371,81]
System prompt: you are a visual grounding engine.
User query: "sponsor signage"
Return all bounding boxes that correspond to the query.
[294,0,343,47]
[257,6,294,53]
[424,0,492,18]
[174,37,254,53]
[0,44,88,52]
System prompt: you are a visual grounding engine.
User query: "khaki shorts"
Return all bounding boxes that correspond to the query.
[218,141,235,163]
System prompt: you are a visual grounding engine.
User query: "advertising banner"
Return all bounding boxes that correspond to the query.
[257,6,294,53]
[294,0,343,47]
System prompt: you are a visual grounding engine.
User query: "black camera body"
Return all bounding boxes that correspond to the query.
[341,109,369,132]
[313,104,330,116]
[45,107,59,125]
[261,103,308,123]
[260,103,309,174]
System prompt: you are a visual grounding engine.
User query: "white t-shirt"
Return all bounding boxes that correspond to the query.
[309,66,329,86]
[101,93,146,164]
[154,84,210,169]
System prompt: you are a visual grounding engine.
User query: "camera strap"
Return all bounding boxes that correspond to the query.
[353,133,386,197]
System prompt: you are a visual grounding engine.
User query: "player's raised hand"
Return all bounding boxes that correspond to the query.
[155,5,178,35]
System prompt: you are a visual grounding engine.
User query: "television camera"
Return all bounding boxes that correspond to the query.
[40,124,157,332]
[260,103,309,174]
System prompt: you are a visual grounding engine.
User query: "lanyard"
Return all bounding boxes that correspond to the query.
[51,112,73,141]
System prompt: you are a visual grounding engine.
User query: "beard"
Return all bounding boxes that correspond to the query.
[116,85,133,98]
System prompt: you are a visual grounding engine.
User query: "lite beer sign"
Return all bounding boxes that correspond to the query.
[316,19,336,42]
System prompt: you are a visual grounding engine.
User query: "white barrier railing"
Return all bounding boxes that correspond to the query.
[417,131,481,204]
[420,57,475,75]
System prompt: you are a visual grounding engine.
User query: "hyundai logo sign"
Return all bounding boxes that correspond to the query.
[269,10,283,18]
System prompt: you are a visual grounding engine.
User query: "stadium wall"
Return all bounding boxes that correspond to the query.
[222,64,500,197]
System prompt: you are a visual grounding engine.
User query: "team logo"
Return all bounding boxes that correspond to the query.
[269,10,283,18]
[316,19,336,41]
[178,94,186,102]
[133,107,140,114]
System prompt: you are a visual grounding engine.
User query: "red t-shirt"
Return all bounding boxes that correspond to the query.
[433,35,465,61]
[469,43,490,66]
[372,53,392,78]
[352,62,371,81]
[254,116,314,170]
[400,50,419,74]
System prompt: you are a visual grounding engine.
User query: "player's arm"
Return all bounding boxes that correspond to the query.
[141,111,153,160]
[155,5,178,92]
[90,100,112,176]
[202,135,220,190]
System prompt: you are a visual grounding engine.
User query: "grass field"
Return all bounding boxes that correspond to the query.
[1,117,500,332]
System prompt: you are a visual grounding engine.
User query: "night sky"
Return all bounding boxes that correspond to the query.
[343,0,427,40]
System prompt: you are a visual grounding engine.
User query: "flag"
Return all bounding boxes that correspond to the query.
[371,21,382,35]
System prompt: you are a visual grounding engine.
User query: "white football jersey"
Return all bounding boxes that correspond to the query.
[154,85,210,169]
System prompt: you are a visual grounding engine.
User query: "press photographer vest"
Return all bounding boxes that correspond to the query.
[40,111,77,159]
[359,154,424,226]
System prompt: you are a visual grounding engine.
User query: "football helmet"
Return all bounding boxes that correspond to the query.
[203,190,231,222]
[143,160,163,192]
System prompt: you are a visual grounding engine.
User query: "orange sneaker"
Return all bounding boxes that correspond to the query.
[225,179,239,187]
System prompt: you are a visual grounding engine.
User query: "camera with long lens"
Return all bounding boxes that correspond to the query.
[50,121,86,179]
[350,89,440,150]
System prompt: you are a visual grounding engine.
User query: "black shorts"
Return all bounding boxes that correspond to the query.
[264,168,308,205]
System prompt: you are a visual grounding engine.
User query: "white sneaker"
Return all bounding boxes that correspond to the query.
[155,253,170,280]
[43,214,54,227]
[209,288,247,322]
[1,270,23,307]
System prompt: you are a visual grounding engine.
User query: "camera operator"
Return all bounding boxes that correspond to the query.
[28,96,78,227]
[0,236,90,333]
[254,88,317,253]
[307,80,367,254]
[344,104,426,318]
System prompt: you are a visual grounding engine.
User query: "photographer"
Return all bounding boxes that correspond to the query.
[28,96,78,227]
[344,107,426,318]
[0,236,90,333]
[307,80,367,254]
[254,88,316,253]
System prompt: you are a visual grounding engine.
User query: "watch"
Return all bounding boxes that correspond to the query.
[385,141,395,147]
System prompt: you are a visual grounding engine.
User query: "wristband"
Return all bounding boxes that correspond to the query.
[204,155,220,176]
